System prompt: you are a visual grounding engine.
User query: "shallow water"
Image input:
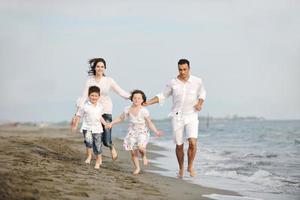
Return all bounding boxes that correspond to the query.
[114,119,300,200]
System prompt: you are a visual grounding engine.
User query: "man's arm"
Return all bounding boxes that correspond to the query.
[194,98,204,111]
[144,96,159,106]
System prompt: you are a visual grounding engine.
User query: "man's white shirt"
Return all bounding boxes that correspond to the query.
[156,75,206,118]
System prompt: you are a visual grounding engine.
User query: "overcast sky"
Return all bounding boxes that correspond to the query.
[0,0,299,122]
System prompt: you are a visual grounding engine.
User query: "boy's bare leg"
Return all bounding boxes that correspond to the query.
[95,154,102,169]
[131,150,140,174]
[176,144,184,178]
[85,148,92,164]
[138,146,148,166]
[187,138,197,177]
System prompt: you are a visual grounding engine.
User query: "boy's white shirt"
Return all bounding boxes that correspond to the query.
[76,100,104,133]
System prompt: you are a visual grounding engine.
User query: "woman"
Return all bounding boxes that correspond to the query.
[72,58,130,160]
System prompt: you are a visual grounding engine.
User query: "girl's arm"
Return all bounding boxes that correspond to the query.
[145,116,163,136]
[107,113,125,129]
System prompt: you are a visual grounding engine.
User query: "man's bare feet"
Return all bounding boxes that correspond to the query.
[133,168,141,175]
[177,168,184,178]
[111,147,118,161]
[142,156,148,166]
[187,168,197,177]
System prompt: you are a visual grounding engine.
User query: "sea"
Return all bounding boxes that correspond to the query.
[113,119,300,200]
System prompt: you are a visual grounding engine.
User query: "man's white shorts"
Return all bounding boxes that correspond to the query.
[171,114,199,145]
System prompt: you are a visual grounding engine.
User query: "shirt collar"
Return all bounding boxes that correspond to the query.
[176,75,193,83]
[87,100,100,106]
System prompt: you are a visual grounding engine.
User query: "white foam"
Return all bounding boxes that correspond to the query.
[202,194,263,200]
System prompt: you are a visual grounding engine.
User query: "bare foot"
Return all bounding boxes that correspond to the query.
[187,168,197,177]
[111,147,118,161]
[177,168,184,178]
[142,156,148,166]
[85,157,91,164]
[94,160,102,169]
[133,168,140,175]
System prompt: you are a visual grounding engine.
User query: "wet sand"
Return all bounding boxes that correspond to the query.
[0,125,238,200]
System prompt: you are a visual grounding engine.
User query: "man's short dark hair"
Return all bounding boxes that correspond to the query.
[178,59,190,68]
[88,86,100,95]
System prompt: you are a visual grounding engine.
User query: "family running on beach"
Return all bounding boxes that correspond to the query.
[71,58,206,178]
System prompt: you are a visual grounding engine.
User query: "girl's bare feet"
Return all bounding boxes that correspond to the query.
[133,168,141,175]
[142,156,148,166]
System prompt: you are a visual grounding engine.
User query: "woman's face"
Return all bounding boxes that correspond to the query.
[95,61,106,76]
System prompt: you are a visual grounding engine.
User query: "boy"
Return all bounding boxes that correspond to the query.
[71,86,108,169]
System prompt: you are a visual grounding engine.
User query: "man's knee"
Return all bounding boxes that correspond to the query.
[188,138,197,148]
[176,144,184,151]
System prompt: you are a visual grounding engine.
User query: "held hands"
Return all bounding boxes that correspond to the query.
[105,123,113,129]
[154,130,164,137]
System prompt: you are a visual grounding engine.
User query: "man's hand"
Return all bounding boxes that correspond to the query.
[194,99,204,112]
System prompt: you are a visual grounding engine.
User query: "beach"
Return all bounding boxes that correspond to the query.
[0,125,237,200]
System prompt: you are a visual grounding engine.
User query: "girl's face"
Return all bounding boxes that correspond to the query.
[132,93,144,106]
[89,92,100,104]
[95,62,106,76]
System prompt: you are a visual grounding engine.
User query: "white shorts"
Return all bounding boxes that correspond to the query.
[172,114,199,145]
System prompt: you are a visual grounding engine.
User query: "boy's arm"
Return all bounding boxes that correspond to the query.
[145,116,163,136]
[100,115,109,127]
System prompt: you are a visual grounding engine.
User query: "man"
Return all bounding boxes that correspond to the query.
[144,59,206,178]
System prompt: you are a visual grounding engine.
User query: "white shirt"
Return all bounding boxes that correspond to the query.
[123,106,150,125]
[123,106,150,131]
[156,75,206,118]
[76,101,104,133]
[77,76,130,114]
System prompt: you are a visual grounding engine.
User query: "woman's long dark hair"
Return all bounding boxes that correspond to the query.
[88,58,106,76]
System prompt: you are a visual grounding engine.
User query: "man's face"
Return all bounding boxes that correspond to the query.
[178,63,190,79]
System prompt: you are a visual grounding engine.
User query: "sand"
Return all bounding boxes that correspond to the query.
[0,125,238,200]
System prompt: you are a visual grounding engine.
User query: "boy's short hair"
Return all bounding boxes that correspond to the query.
[88,86,100,95]
[130,89,147,103]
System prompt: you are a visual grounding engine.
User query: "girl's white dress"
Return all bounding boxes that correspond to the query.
[123,106,150,151]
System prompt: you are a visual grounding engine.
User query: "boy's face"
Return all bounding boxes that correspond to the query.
[89,92,100,104]
[132,93,144,106]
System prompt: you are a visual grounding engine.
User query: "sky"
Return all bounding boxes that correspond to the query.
[0,0,299,122]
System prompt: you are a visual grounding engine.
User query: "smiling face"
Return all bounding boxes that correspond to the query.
[95,61,106,76]
[178,63,190,80]
[89,92,100,105]
[132,93,144,106]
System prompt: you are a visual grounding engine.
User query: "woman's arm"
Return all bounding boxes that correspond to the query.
[110,78,130,99]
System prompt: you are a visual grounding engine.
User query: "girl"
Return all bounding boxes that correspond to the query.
[108,90,163,174]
